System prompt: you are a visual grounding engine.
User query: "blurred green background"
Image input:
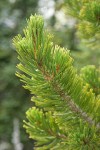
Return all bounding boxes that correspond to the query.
[0,0,99,150]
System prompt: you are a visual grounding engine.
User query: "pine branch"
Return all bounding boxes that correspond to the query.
[24,107,67,149]
[13,15,100,149]
[64,0,100,48]
[81,65,100,96]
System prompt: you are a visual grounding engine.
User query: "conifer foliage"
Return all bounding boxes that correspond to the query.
[64,0,100,50]
[65,0,100,38]
[13,7,100,150]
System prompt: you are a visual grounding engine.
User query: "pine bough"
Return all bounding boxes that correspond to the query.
[13,15,100,149]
